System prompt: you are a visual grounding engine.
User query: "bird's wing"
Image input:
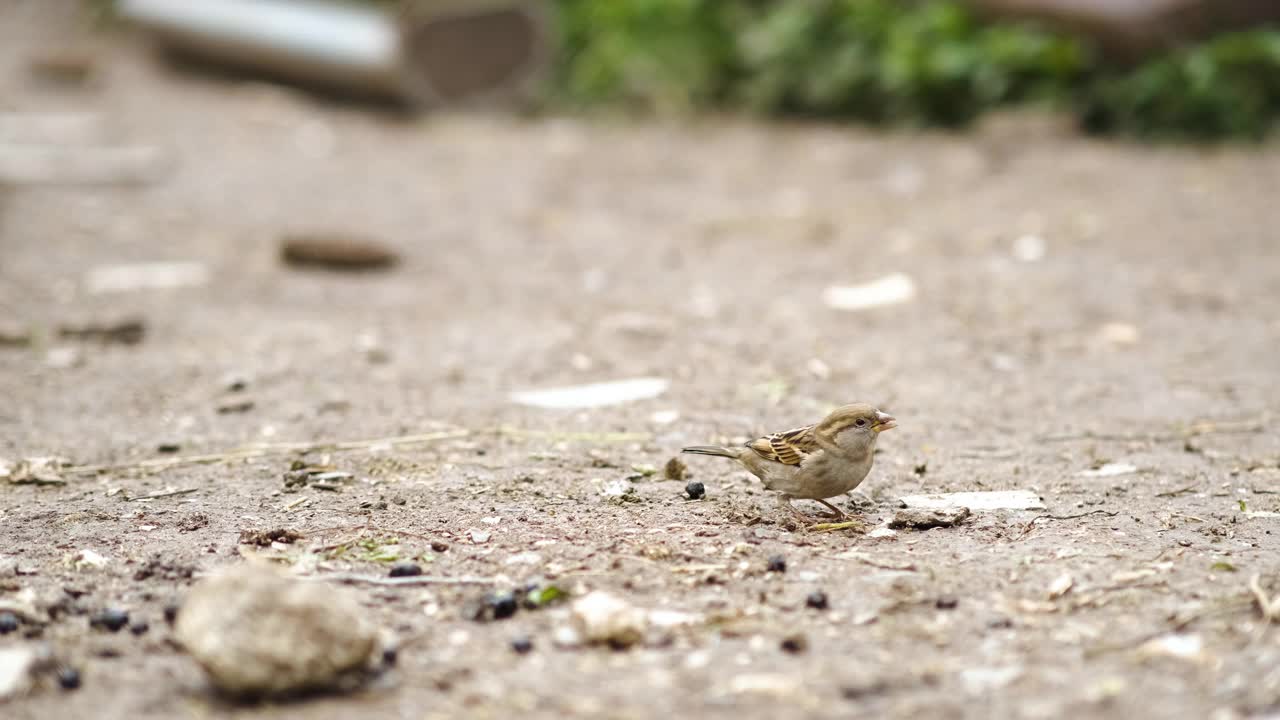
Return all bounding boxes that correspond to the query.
[746,424,819,466]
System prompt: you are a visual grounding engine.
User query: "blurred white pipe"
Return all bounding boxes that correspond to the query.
[118,0,546,107]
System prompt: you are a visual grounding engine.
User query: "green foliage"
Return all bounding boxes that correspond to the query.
[552,0,1280,140]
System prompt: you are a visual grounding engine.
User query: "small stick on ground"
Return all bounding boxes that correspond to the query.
[305,573,497,587]
[126,487,198,501]
[811,520,866,533]
[1249,574,1280,623]
[1016,510,1119,539]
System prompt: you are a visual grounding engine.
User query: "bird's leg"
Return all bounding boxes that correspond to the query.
[815,498,847,519]
[777,494,811,522]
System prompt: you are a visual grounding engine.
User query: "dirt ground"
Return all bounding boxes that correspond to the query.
[3,3,1280,719]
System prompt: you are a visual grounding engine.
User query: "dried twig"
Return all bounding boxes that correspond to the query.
[1155,485,1199,498]
[126,487,198,501]
[1249,574,1280,623]
[62,429,472,477]
[1016,510,1119,539]
[832,550,918,572]
[302,573,497,587]
[811,520,868,533]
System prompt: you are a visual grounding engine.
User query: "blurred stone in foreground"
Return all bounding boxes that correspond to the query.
[971,0,1280,58]
[118,0,549,109]
[175,563,385,699]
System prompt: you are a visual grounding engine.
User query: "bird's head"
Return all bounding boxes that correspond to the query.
[817,403,896,449]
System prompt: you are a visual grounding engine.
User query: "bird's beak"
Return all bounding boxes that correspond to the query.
[873,411,897,432]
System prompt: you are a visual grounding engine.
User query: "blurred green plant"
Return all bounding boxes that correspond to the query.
[552,0,1280,140]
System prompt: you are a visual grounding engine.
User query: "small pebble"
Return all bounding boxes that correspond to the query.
[388,562,422,578]
[511,636,534,654]
[130,621,150,636]
[91,608,130,632]
[489,591,519,620]
[381,647,398,666]
[766,555,787,573]
[805,591,829,610]
[935,595,959,610]
[780,634,808,654]
[156,441,182,454]
[163,604,179,625]
[0,612,18,634]
[431,541,449,552]
[57,667,82,690]
[685,481,705,500]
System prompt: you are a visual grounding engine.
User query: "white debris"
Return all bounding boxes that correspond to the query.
[86,261,209,294]
[866,527,898,539]
[727,673,802,697]
[1078,463,1138,478]
[468,530,491,544]
[899,491,1045,511]
[1137,634,1209,665]
[806,358,831,380]
[823,273,916,312]
[68,548,110,570]
[1047,573,1075,600]
[1097,322,1140,346]
[649,409,680,425]
[504,552,542,566]
[0,645,50,702]
[1011,234,1047,262]
[961,666,1023,695]
[44,347,83,370]
[510,377,669,410]
[570,591,647,649]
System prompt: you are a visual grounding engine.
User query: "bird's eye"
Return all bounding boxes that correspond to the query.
[855,418,867,427]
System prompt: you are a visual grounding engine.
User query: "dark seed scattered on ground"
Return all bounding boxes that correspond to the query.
[280,233,400,271]
[780,633,808,653]
[156,441,181,454]
[489,591,519,620]
[382,647,398,666]
[935,595,959,610]
[431,541,449,552]
[130,621,150,636]
[685,481,705,500]
[0,611,18,634]
[388,562,422,578]
[91,608,130,632]
[163,604,179,625]
[806,591,829,610]
[511,636,534,654]
[766,555,787,573]
[57,667,82,690]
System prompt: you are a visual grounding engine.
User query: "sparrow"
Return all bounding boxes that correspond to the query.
[681,403,896,520]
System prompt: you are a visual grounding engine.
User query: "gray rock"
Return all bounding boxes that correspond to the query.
[174,564,382,698]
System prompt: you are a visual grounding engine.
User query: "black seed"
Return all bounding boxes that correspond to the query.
[381,647,398,666]
[91,608,129,632]
[388,562,423,578]
[685,481,705,500]
[163,604,179,625]
[780,634,808,654]
[57,667,82,690]
[805,591,829,610]
[156,442,181,454]
[766,555,787,573]
[510,636,534,654]
[0,612,18,634]
[935,595,958,610]
[489,591,518,620]
[130,621,150,636]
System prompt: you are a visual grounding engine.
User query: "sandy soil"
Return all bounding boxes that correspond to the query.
[2,3,1280,719]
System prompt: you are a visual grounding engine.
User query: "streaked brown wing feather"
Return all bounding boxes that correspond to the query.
[746,424,819,466]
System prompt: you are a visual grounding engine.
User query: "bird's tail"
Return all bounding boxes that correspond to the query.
[681,445,739,459]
